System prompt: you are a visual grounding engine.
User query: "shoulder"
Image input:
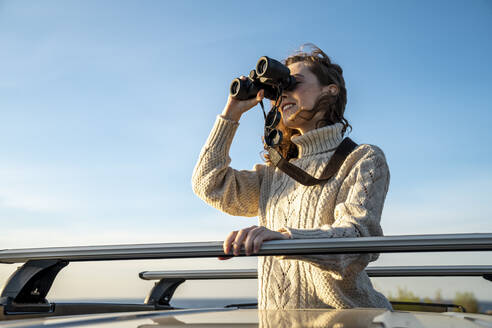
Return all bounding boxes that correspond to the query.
[348,143,388,166]
[339,143,389,180]
[352,143,387,160]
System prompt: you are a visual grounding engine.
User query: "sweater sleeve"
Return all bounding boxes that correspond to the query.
[277,150,390,275]
[191,115,266,217]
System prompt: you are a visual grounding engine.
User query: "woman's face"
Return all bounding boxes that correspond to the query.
[279,61,337,134]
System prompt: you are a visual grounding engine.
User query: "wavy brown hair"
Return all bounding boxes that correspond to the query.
[263,44,351,163]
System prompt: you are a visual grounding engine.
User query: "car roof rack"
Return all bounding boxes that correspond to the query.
[1,233,491,319]
[139,266,492,309]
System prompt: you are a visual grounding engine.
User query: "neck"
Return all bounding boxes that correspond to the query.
[291,123,345,158]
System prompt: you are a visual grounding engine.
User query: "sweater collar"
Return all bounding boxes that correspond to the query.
[291,123,345,158]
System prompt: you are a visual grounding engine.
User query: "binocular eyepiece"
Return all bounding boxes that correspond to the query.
[230,56,297,101]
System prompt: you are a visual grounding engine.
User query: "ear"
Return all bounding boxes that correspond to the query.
[322,84,339,96]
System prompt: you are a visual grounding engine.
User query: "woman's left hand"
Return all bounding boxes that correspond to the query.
[223,225,291,257]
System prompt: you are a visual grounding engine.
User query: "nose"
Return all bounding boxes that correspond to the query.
[281,89,293,102]
[281,89,291,99]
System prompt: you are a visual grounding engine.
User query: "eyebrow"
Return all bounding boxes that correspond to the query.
[293,74,304,78]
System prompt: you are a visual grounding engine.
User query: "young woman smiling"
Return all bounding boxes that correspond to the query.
[192,45,392,310]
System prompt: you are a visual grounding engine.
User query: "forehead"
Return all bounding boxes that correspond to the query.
[287,61,314,78]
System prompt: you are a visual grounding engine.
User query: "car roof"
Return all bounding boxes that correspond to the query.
[4,307,492,328]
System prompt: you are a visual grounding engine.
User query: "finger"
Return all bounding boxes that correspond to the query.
[233,228,252,256]
[233,226,257,256]
[244,227,262,255]
[224,231,238,255]
[243,95,262,112]
[253,233,267,254]
[244,227,263,256]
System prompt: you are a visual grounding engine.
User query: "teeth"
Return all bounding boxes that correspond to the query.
[283,104,295,111]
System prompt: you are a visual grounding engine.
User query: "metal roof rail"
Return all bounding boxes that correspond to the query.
[138,266,492,307]
[140,269,258,280]
[139,265,492,280]
[1,233,492,264]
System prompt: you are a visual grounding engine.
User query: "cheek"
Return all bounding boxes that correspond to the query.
[296,88,318,108]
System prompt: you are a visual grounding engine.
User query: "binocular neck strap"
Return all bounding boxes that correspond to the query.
[267,137,358,186]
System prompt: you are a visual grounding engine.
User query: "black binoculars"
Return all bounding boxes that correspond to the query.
[229,56,297,100]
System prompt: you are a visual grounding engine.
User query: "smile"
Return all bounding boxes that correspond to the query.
[282,103,295,111]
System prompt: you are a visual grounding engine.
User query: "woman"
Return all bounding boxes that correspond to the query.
[192,45,391,310]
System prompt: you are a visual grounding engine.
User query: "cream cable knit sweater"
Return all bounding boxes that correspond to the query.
[192,116,392,310]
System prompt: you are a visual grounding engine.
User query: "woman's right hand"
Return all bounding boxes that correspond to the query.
[221,76,264,122]
[218,225,290,260]
[218,225,257,260]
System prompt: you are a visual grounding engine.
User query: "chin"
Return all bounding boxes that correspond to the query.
[282,118,295,129]
[283,122,303,134]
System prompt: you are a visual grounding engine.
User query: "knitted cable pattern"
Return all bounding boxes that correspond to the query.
[192,116,392,310]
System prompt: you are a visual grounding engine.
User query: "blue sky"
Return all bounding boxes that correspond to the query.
[0,0,491,301]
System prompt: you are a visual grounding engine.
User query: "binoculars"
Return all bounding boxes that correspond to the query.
[229,56,297,100]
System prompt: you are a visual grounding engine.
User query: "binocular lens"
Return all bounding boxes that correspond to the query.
[230,78,259,100]
[230,80,240,95]
[255,56,291,81]
[256,58,267,76]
